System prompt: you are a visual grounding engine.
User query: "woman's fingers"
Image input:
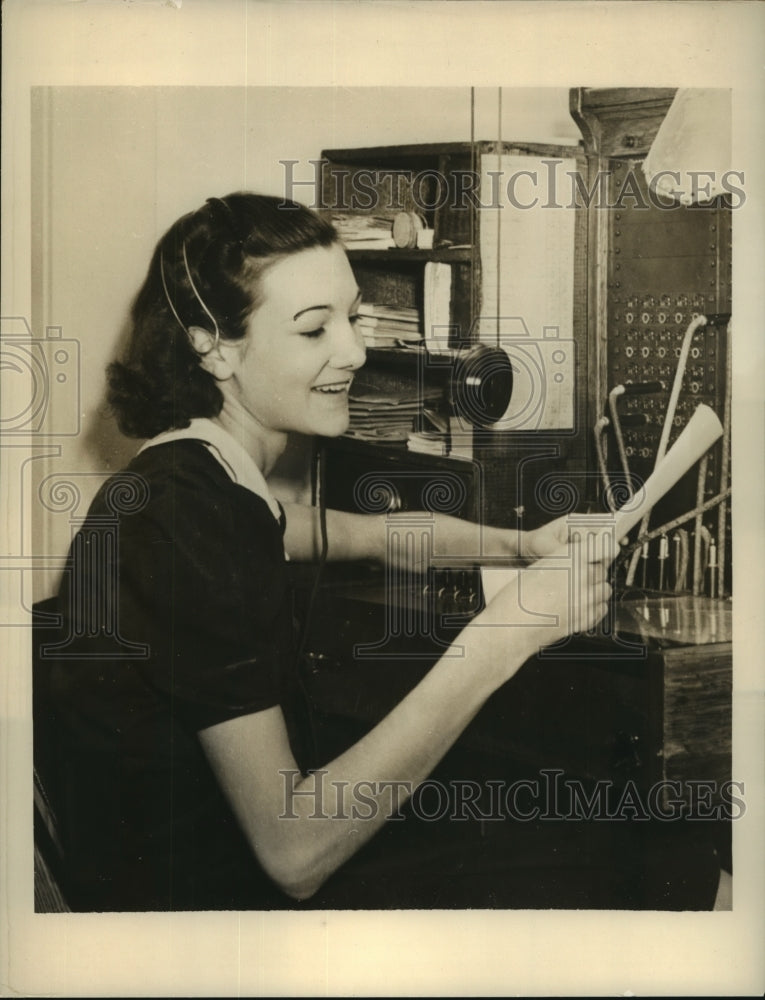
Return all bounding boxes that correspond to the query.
[481,536,615,647]
[582,580,612,628]
[568,543,613,633]
[564,519,625,567]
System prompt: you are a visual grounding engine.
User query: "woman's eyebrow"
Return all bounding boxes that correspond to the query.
[293,289,362,321]
[293,304,329,321]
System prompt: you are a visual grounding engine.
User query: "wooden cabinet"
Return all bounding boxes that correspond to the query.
[300,578,732,818]
[318,140,591,529]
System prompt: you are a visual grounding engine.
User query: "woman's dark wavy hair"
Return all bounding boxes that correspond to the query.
[107,193,339,438]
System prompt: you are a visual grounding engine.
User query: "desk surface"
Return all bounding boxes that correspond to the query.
[304,580,732,792]
[615,595,732,647]
[313,567,733,650]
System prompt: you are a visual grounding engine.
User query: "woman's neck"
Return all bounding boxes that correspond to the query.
[212,399,287,478]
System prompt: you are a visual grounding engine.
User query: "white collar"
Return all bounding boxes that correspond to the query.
[138,417,283,523]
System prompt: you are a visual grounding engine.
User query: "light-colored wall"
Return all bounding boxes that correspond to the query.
[31,86,581,596]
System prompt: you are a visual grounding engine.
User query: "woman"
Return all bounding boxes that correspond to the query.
[45,193,721,911]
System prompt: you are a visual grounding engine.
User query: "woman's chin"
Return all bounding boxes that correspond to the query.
[310,413,350,439]
[302,391,352,438]
[322,421,350,438]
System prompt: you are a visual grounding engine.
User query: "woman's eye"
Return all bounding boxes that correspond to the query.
[300,327,325,339]
[349,314,361,326]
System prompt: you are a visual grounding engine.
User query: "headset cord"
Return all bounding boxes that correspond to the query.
[292,440,330,772]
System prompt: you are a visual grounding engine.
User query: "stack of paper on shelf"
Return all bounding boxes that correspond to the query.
[356,303,423,348]
[333,213,396,250]
[406,429,450,456]
[347,377,441,442]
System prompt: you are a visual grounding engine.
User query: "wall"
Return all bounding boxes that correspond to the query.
[30,85,581,597]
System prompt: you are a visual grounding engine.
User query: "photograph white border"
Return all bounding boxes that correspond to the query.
[2,2,764,996]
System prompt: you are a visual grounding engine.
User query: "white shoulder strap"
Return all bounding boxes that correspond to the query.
[138,418,283,523]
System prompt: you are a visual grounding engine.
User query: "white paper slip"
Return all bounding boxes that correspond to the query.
[480,404,724,606]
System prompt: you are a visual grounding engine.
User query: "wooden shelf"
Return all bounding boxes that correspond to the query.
[345,247,473,264]
[361,346,429,374]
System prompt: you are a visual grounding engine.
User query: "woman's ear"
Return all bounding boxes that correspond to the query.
[188,326,234,381]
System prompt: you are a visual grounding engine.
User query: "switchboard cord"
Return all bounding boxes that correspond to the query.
[593,416,614,507]
[615,486,730,575]
[608,386,633,493]
[470,87,477,328]
[692,456,709,595]
[495,86,502,349]
[301,442,330,637]
[672,529,690,593]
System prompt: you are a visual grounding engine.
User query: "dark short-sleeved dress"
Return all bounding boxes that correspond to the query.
[43,438,304,911]
[40,437,721,912]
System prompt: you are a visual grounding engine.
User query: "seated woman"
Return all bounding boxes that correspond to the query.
[43,193,722,911]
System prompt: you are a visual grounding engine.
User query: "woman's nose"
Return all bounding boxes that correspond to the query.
[331,318,367,371]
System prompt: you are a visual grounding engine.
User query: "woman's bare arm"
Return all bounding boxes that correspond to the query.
[280,502,571,567]
[199,623,507,900]
[199,542,611,900]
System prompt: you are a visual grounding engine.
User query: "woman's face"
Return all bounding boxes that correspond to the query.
[224,242,366,439]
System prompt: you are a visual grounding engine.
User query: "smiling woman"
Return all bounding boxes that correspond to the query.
[106,194,348,441]
[37,192,722,912]
[194,242,366,463]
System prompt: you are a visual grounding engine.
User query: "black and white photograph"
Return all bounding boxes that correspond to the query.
[2,1,764,996]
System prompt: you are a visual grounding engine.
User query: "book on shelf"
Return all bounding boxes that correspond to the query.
[406,430,450,456]
[357,317,422,335]
[341,238,396,250]
[357,302,423,347]
[347,378,441,441]
[333,212,396,250]
[357,303,420,323]
[364,333,412,348]
[345,427,411,442]
[423,261,452,353]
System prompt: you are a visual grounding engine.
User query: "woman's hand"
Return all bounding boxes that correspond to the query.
[521,515,570,560]
[473,535,613,681]
[367,510,625,575]
[523,514,626,565]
